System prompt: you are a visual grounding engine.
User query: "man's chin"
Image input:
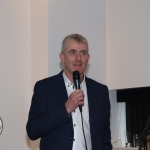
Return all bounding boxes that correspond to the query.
[71,67,85,75]
[72,70,82,74]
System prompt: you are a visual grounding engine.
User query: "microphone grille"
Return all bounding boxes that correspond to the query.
[73,71,80,81]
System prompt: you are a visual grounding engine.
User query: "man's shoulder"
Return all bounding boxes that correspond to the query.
[35,71,63,86]
[85,76,108,90]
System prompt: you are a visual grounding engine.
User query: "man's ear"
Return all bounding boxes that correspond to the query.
[88,54,90,61]
[59,52,64,63]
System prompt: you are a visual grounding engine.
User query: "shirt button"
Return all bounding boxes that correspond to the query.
[74,124,76,127]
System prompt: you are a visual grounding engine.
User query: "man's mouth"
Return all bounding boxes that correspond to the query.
[74,64,82,66]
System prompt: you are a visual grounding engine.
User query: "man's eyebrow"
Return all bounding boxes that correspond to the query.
[69,49,76,51]
[80,50,87,52]
[68,49,88,53]
[68,49,76,53]
[69,49,87,51]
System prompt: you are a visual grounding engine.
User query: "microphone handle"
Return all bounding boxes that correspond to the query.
[79,105,82,112]
[75,79,82,112]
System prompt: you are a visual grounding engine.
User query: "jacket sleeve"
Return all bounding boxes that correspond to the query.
[26,81,72,140]
[101,86,112,150]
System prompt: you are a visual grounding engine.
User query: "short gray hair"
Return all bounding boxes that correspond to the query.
[61,34,89,53]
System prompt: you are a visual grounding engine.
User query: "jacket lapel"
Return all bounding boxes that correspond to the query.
[53,71,68,104]
[86,78,95,115]
[86,77,98,140]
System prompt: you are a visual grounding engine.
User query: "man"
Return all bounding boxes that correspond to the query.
[26,34,112,150]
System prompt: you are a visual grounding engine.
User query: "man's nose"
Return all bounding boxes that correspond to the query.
[75,53,81,60]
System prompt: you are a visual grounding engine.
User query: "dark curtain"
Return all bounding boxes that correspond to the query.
[126,100,150,143]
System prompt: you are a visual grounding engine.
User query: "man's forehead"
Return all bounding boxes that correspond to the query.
[65,40,88,50]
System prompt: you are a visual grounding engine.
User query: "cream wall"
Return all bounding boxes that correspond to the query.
[27,1,49,149]
[0,0,48,149]
[0,0,30,149]
[30,0,48,90]
[106,0,150,90]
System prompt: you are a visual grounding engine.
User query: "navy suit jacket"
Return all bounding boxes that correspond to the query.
[26,71,112,150]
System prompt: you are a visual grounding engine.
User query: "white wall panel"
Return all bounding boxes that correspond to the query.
[48,0,107,84]
[109,91,126,147]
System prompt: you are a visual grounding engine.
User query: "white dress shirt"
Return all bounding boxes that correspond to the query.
[63,72,92,150]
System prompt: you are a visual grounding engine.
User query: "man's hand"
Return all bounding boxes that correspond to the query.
[65,89,84,114]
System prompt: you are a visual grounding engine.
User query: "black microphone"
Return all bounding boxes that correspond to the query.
[73,71,82,112]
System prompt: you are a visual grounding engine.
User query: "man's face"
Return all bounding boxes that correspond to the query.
[60,40,90,80]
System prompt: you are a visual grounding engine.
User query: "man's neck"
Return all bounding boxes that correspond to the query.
[63,70,84,83]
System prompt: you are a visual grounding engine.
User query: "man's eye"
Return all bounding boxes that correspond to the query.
[70,51,76,55]
[81,52,87,55]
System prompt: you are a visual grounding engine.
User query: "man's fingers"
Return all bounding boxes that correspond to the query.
[73,89,83,94]
[77,96,84,101]
[74,90,84,97]
[65,89,85,113]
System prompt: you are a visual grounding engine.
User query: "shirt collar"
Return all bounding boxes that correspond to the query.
[62,71,85,88]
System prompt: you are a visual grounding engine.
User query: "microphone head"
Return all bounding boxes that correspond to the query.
[73,71,80,81]
[73,71,80,89]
